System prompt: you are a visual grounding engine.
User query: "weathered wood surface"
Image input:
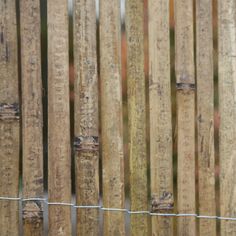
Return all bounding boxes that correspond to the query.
[218,0,236,235]
[196,0,216,235]
[48,0,71,235]
[149,0,174,235]
[126,0,149,235]
[100,0,125,235]
[175,0,196,235]
[20,0,44,235]
[73,0,100,235]
[0,1,20,235]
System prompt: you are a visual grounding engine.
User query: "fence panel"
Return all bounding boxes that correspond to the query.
[3,1,236,235]
[0,1,20,235]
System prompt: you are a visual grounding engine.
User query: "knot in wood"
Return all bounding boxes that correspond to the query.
[0,103,19,121]
[74,136,99,152]
[176,83,195,91]
[22,200,43,223]
[151,191,174,213]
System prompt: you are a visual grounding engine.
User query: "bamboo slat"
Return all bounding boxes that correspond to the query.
[218,0,236,235]
[73,0,100,235]
[48,0,71,235]
[175,0,196,235]
[148,0,173,235]
[100,0,125,235]
[0,1,20,235]
[196,0,216,235]
[126,0,149,235]
[20,0,44,235]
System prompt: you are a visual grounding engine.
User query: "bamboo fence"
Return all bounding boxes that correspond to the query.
[1,0,236,236]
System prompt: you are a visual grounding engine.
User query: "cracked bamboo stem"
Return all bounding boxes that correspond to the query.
[196,0,216,235]
[126,0,149,235]
[218,0,236,235]
[175,0,196,235]
[73,0,100,235]
[149,0,174,235]
[0,1,20,235]
[100,0,125,235]
[20,0,44,235]
[48,0,71,235]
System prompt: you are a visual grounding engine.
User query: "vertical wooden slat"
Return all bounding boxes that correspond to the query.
[0,1,20,235]
[73,0,100,235]
[100,0,125,235]
[196,0,216,235]
[148,0,174,235]
[218,1,236,235]
[20,0,44,235]
[126,0,149,235]
[175,0,196,235]
[48,0,71,235]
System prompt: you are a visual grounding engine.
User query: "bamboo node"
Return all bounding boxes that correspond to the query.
[74,135,99,152]
[22,200,43,223]
[151,192,174,213]
[176,83,195,91]
[0,103,19,121]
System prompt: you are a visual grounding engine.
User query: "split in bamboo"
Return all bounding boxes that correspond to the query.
[175,0,196,235]
[196,0,216,235]
[218,0,236,235]
[126,0,149,235]
[100,0,125,235]
[148,0,174,235]
[73,0,100,235]
[48,0,71,235]
[20,0,44,235]
[0,1,20,235]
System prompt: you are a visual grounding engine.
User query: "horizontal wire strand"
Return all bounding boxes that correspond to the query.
[0,196,235,220]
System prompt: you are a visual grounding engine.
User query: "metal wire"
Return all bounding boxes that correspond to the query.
[0,196,235,220]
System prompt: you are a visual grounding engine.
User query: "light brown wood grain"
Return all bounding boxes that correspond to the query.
[20,0,44,235]
[175,0,196,235]
[100,0,125,235]
[73,0,100,235]
[148,0,174,235]
[126,0,149,235]
[218,0,236,235]
[196,0,216,235]
[48,0,71,235]
[0,1,20,235]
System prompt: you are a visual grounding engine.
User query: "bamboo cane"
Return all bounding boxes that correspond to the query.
[218,0,236,235]
[148,0,174,235]
[73,0,99,235]
[20,0,44,235]
[0,1,20,235]
[100,0,125,235]
[48,0,71,235]
[196,0,216,235]
[175,0,196,235]
[126,0,149,235]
